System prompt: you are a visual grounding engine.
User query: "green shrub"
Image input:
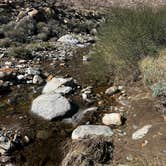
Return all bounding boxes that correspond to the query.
[89,6,166,80]
[140,49,166,96]
[0,38,11,48]
[8,47,33,60]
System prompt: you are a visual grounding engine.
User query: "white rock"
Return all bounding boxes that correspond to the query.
[31,93,71,120]
[58,34,79,45]
[132,125,152,140]
[32,75,43,84]
[17,75,24,80]
[102,113,122,126]
[25,67,40,75]
[72,125,113,139]
[83,55,91,62]
[118,86,124,91]
[42,77,73,94]
[54,86,72,94]
[27,80,33,84]
[5,61,12,67]
[19,60,26,63]
[105,86,118,95]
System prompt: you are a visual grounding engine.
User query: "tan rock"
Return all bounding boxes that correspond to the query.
[102,113,122,126]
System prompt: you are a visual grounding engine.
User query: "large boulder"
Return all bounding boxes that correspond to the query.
[31,93,71,120]
[72,125,113,140]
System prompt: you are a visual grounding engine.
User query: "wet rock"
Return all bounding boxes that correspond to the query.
[81,86,95,103]
[102,113,122,126]
[72,107,98,125]
[31,93,71,120]
[72,125,113,140]
[132,125,152,140]
[62,138,114,166]
[0,132,12,155]
[42,77,73,94]
[32,75,43,84]
[105,86,118,95]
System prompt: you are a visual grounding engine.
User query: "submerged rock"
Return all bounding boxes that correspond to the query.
[72,107,98,125]
[31,93,71,120]
[132,125,152,140]
[72,125,113,140]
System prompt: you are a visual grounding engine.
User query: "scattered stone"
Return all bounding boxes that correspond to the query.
[31,93,71,120]
[32,75,43,84]
[72,125,113,140]
[132,125,152,140]
[17,75,24,80]
[23,136,30,144]
[28,9,38,17]
[102,113,122,126]
[25,67,40,75]
[118,86,124,91]
[83,55,91,62]
[105,86,118,95]
[126,154,134,161]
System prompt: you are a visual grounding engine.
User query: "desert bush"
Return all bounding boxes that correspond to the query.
[25,42,56,52]
[8,47,33,60]
[140,49,166,96]
[90,6,166,80]
[0,38,11,48]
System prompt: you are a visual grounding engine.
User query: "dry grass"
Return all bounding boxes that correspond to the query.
[140,49,166,96]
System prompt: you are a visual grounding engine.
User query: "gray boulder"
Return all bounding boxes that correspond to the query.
[31,93,71,120]
[72,125,113,140]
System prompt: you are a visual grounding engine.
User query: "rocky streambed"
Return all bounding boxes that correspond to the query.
[0,1,166,166]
